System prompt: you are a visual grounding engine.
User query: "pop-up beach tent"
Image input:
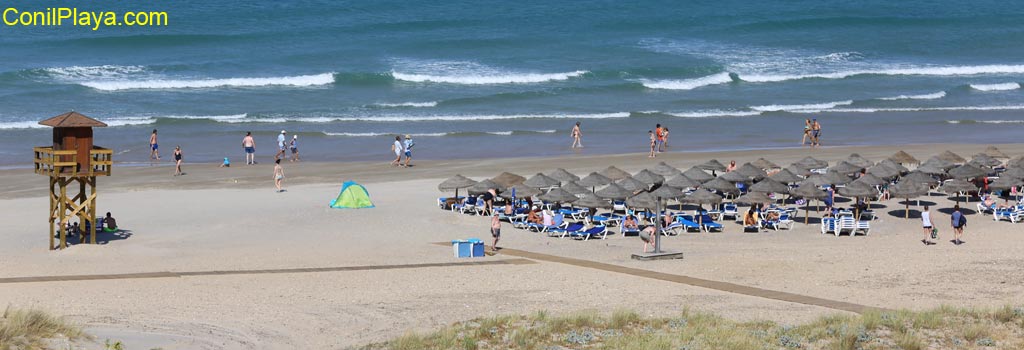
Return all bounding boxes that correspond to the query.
[330,181,374,209]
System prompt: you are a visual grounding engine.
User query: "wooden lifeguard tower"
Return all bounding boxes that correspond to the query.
[33,112,113,250]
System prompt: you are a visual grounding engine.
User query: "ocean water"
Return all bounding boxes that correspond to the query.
[2,0,1024,165]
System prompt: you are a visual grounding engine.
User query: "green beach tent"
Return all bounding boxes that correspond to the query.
[330,181,374,209]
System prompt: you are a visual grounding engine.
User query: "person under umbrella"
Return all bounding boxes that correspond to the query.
[438,174,477,209]
[791,182,828,224]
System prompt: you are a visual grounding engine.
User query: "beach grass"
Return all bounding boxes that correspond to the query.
[360,305,1024,350]
[0,305,84,350]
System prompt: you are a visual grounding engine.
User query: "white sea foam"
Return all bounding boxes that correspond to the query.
[42,65,147,79]
[878,91,946,100]
[372,101,439,108]
[828,105,1024,113]
[946,120,1024,124]
[322,132,448,137]
[740,65,1024,83]
[486,131,514,135]
[751,100,853,112]
[664,110,762,118]
[80,73,335,91]
[0,121,50,130]
[391,70,588,84]
[640,72,734,90]
[354,112,629,122]
[535,129,557,133]
[969,83,1021,91]
[159,114,248,121]
[104,118,158,127]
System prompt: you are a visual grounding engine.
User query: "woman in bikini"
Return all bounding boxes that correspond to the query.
[801,119,811,146]
[274,159,285,192]
[173,146,183,176]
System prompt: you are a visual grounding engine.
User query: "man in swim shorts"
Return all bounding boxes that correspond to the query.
[149,129,160,160]
[242,131,256,165]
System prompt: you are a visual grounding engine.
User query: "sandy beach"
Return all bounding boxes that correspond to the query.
[1,143,1023,349]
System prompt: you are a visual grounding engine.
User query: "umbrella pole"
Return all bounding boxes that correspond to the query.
[905,198,909,219]
[804,200,809,224]
[654,199,663,253]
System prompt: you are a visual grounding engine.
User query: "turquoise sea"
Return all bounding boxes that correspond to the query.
[1,0,1023,165]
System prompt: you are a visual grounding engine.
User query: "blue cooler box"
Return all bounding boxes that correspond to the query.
[468,238,485,257]
[451,240,472,258]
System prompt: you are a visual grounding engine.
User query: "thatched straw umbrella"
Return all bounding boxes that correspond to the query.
[500,185,540,200]
[1000,167,1024,180]
[793,156,829,169]
[651,162,682,177]
[666,175,700,189]
[1007,156,1024,168]
[559,181,590,196]
[937,150,967,164]
[838,181,876,219]
[649,185,684,200]
[491,172,526,188]
[916,163,948,176]
[845,153,873,169]
[578,172,613,192]
[735,192,771,205]
[785,166,813,177]
[988,176,1023,192]
[751,158,779,170]
[683,167,714,182]
[633,169,665,186]
[539,188,579,204]
[983,146,1009,159]
[682,189,723,227]
[938,179,978,205]
[890,181,930,218]
[736,163,768,180]
[791,183,828,224]
[468,179,506,195]
[823,170,854,185]
[617,177,648,193]
[438,174,477,199]
[769,169,803,184]
[719,170,752,183]
[697,159,727,172]
[524,173,561,189]
[830,161,864,175]
[889,150,920,165]
[595,183,632,200]
[854,173,886,187]
[922,156,956,170]
[901,171,940,187]
[868,164,901,180]
[546,168,580,183]
[600,166,631,181]
[947,164,987,180]
[749,178,790,194]
[574,194,612,223]
[969,154,1002,168]
[702,177,741,195]
[877,159,909,174]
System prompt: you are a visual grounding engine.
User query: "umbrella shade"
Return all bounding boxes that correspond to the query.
[524,173,561,188]
[916,163,948,176]
[877,159,909,173]
[617,177,648,192]
[751,158,779,170]
[438,174,477,191]
[578,172,613,188]
[632,169,665,185]
[682,167,714,182]
[922,156,955,170]
[769,169,803,184]
[937,150,966,164]
[824,171,853,185]
[794,156,829,169]
[719,171,752,183]
[600,166,632,181]
[938,179,978,195]
[854,173,886,187]
[749,178,790,193]
[735,163,768,179]
[500,185,540,199]
[626,192,659,210]
[845,153,873,168]
[546,168,580,183]
[559,181,590,195]
[890,181,930,198]
[666,175,701,189]
[539,188,579,203]
[651,162,682,176]
[948,164,988,179]
[989,176,1023,191]
[791,183,828,199]
[830,161,864,174]
[468,179,506,194]
[595,183,633,200]
[1000,167,1024,179]
[838,181,875,198]
[868,164,901,179]
[649,185,683,199]
[574,193,612,209]
[491,172,526,188]
[735,192,772,205]
[984,146,1009,159]
[901,171,940,186]
[785,166,813,177]
[970,154,1002,167]
[697,159,727,172]
[682,189,723,205]
[702,177,741,194]
[889,150,920,164]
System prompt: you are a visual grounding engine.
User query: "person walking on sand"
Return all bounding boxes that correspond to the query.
[490,212,501,251]
[570,121,582,148]
[801,119,811,146]
[172,145,183,176]
[648,130,656,158]
[403,134,415,167]
[951,205,965,245]
[921,205,935,245]
[811,118,822,147]
[275,130,287,161]
[391,136,403,166]
[242,132,256,165]
[149,129,160,160]
[289,135,300,162]
[274,159,285,192]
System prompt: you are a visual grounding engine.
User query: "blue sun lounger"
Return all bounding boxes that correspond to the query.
[569,225,608,240]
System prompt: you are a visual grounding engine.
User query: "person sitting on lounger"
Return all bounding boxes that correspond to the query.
[527,208,542,224]
[104,212,118,231]
[743,208,758,230]
[765,211,780,222]
[622,216,639,231]
[542,209,554,227]
[982,194,1010,210]
[663,214,675,227]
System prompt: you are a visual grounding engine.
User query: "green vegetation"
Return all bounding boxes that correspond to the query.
[0,306,84,350]
[361,305,1024,350]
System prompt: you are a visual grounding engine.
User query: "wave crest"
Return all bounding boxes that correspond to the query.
[80,73,335,91]
[640,72,733,90]
[751,100,853,112]
[969,83,1020,91]
[878,91,946,100]
[391,70,588,84]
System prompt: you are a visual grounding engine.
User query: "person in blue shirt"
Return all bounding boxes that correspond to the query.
[403,135,415,167]
[950,205,965,245]
[220,157,230,168]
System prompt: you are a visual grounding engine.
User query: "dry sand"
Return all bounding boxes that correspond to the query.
[1,143,1022,349]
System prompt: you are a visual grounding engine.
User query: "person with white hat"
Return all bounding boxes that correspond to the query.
[402,134,415,167]
[275,130,287,161]
[289,134,300,162]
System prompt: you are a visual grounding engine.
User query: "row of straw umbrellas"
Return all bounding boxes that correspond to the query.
[439,146,1024,226]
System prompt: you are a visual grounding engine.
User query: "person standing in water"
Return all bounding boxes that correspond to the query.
[811,119,822,147]
[173,145,183,176]
[242,132,256,165]
[403,134,415,167]
[570,121,582,148]
[274,159,285,192]
[149,129,160,160]
[275,130,287,161]
[801,119,812,146]
[660,127,670,152]
[289,135,300,162]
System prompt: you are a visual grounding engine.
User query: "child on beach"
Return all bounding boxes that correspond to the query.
[290,135,300,162]
[274,159,285,192]
[490,212,501,251]
[220,157,230,168]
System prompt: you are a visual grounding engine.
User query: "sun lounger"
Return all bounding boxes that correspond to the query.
[720,203,739,220]
[569,225,608,240]
[768,213,794,231]
[453,197,477,214]
[698,214,723,232]
[668,215,702,234]
[821,218,838,236]
[993,208,1021,223]
[552,223,586,238]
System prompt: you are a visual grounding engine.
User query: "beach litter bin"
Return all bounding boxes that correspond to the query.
[468,238,485,257]
[452,240,472,258]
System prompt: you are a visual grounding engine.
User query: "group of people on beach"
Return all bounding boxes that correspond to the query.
[801,118,823,147]
[391,134,415,167]
[150,129,185,176]
[648,123,670,157]
[919,205,968,246]
[150,129,292,192]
